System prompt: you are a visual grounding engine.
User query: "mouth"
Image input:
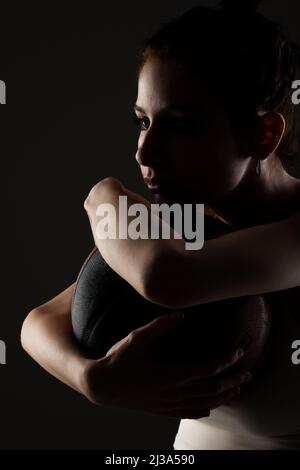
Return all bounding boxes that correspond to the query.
[143,177,170,194]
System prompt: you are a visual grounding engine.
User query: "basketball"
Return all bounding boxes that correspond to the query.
[71,215,272,376]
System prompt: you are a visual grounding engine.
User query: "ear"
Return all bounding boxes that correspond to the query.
[251,112,286,159]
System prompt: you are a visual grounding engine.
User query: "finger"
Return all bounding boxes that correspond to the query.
[163,386,241,412]
[196,348,245,379]
[162,370,251,402]
[208,386,241,409]
[182,370,251,398]
[130,311,184,347]
[160,348,245,385]
[153,348,244,386]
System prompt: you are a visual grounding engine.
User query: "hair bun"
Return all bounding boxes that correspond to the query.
[221,0,262,13]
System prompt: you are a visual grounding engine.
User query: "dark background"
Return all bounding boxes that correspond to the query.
[1,0,300,449]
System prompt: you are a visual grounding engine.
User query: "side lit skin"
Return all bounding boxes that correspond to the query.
[20,57,300,415]
[84,57,300,309]
[84,176,300,309]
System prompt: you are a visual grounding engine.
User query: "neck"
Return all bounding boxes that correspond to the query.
[207,155,300,229]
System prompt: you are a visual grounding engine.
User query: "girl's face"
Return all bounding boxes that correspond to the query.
[134,57,249,206]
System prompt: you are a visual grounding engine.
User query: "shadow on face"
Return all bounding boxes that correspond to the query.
[134,57,250,206]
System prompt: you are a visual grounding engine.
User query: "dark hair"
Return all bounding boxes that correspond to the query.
[137,0,300,161]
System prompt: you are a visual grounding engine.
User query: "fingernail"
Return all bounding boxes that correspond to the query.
[244,372,251,382]
[236,349,244,358]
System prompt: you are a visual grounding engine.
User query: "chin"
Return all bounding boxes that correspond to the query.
[153,193,178,205]
[152,188,212,206]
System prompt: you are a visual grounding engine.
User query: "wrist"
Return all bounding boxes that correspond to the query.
[79,356,110,405]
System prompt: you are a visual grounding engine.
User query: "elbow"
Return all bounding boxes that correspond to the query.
[20,309,39,353]
[142,250,181,310]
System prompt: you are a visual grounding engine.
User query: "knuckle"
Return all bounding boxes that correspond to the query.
[224,380,237,393]
[217,382,226,395]
[210,382,224,396]
[127,331,138,344]
[237,373,246,383]
[229,386,240,397]
[207,363,222,377]
[231,372,245,386]
[223,387,239,400]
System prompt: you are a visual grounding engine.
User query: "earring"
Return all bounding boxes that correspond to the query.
[255,159,261,177]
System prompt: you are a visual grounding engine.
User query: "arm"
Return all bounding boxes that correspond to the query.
[20,281,251,416]
[84,177,171,300]
[20,283,91,395]
[84,177,300,309]
[150,210,300,308]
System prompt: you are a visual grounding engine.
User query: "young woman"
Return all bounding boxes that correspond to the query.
[21,0,300,449]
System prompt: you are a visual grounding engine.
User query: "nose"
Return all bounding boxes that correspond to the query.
[135,125,166,169]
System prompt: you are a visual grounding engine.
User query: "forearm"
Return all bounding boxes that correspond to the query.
[20,284,90,396]
[149,210,300,308]
[84,177,176,298]
[84,178,300,310]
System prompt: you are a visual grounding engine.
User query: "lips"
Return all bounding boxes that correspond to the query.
[143,177,168,193]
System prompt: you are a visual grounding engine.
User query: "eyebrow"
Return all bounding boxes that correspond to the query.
[134,104,197,113]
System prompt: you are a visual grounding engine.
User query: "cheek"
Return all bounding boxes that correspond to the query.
[172,139,222,177]
[172,139,244,197]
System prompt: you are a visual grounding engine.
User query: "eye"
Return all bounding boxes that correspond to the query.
[132,115,150,131]
[132,114,197,135]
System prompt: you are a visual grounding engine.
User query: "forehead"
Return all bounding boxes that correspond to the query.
[136,57,217,113]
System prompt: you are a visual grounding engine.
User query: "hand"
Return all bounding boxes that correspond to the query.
[82,312,251,419]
